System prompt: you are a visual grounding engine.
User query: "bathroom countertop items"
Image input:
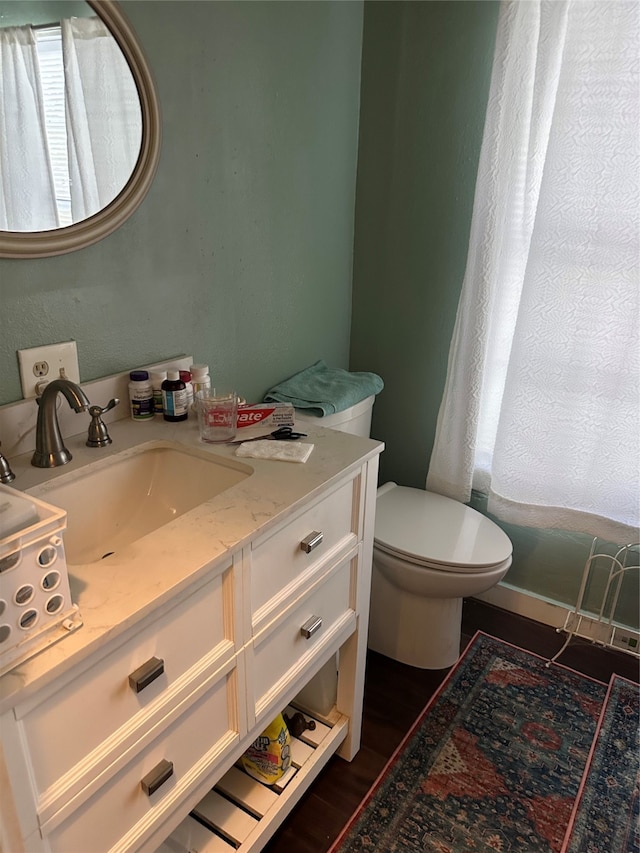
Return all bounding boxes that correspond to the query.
[264,360,383,416]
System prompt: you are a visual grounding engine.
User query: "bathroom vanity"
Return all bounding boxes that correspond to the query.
[0,418,382,852]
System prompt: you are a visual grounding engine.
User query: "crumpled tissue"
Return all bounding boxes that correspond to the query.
[235,440,314,463]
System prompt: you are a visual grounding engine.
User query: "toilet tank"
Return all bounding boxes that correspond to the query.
[293,394,375,438]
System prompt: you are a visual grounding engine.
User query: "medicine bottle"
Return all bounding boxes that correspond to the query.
[190,364,211,410]
[180,370,194,411]
[162,370,188,421]
[150,371,166,416]
[128,370,154,421]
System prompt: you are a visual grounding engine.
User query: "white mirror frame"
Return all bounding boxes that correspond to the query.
[0,0,161,259]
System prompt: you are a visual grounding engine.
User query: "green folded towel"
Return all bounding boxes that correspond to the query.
[264,360,384,416]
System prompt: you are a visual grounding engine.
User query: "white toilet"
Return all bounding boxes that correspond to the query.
[370,482,512,669]
[295,395,513,673]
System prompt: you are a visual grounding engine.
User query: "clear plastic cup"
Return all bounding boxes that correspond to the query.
[195,389,237,442]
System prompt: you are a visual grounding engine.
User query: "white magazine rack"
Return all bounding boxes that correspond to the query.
[549,537,640,664]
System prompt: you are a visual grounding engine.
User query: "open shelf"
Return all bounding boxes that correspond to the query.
[162,707,348,852]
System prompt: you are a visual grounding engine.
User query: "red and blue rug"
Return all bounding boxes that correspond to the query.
[330,632,639,853]
[563,674,639,852]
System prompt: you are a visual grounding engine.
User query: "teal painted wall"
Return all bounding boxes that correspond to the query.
[0,1,363,404]
[351,0,499,488]
[350,0,638,627]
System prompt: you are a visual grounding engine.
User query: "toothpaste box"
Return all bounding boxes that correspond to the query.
[236,403,295,437]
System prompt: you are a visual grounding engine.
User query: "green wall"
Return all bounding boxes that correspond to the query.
[351,0,499,488]
[350,0,638,625]
[1,1,363,405]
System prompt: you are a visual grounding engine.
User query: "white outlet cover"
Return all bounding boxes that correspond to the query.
[18,342,80,399]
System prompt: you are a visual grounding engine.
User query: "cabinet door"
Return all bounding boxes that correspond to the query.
[250,475,361,633]
[14,566,236,822]
[41,657,242,853]
[249,551,358,723]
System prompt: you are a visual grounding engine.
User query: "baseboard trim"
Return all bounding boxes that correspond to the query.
[472,584,570,631]
[473,584,640,656]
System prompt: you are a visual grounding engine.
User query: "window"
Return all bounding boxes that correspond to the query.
[427,0,638,545]
[35,26,72,226]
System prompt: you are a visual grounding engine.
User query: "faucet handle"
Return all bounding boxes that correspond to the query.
[92,398,119,416]
[86,398,119,448]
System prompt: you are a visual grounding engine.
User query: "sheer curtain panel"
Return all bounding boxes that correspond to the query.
[62,16,142,222]
[0,26,59,231]
[427,1,639,544]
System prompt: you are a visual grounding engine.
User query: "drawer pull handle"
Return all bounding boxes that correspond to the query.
[141,759,174,796]
[300,616,323,639]
[300,531,323,553]
[128,657,165,693]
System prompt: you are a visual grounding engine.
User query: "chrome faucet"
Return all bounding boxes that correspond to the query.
[0,441,15,483]
[32,379,91,468]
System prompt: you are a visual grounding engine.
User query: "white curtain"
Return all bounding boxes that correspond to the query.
[0,26,59,231]
[62,16,142,222]
[427,0,639,544]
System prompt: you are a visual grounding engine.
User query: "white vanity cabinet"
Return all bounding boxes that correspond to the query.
[0,436,380,853]
[1,559,244,853]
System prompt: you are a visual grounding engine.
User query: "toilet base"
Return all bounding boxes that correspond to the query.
[368,565,463,669]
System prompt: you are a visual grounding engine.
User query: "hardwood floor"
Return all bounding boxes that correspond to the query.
[262,599,639,853]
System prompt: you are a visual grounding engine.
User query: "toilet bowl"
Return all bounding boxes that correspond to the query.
[369,482,512,670]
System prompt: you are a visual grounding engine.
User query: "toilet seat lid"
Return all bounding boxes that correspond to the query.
[374,485,512,571]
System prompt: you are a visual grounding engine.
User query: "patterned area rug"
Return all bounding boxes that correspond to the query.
[330,632,639,853]
[562,675,640,853]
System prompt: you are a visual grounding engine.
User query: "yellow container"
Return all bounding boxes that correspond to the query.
[240,713,291,786]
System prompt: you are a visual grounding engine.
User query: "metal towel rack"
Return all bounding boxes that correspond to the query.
[548,537,640,665]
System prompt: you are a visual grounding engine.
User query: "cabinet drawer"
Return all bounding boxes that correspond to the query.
[17,569,234,806]
[43,660,240,853]
[251,554,356,718]
[250,477,359,626]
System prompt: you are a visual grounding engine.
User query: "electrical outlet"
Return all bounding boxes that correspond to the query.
[18,342,80,399]
[612,627,640,652]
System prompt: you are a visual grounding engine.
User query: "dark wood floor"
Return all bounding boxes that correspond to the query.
[263,599,639,853]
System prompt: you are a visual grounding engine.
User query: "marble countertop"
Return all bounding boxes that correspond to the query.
[1,416,382,711]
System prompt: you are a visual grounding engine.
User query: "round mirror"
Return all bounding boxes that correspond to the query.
[0,0,160,258]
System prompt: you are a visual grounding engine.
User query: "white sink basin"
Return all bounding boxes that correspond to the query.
[28,442,251,565]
